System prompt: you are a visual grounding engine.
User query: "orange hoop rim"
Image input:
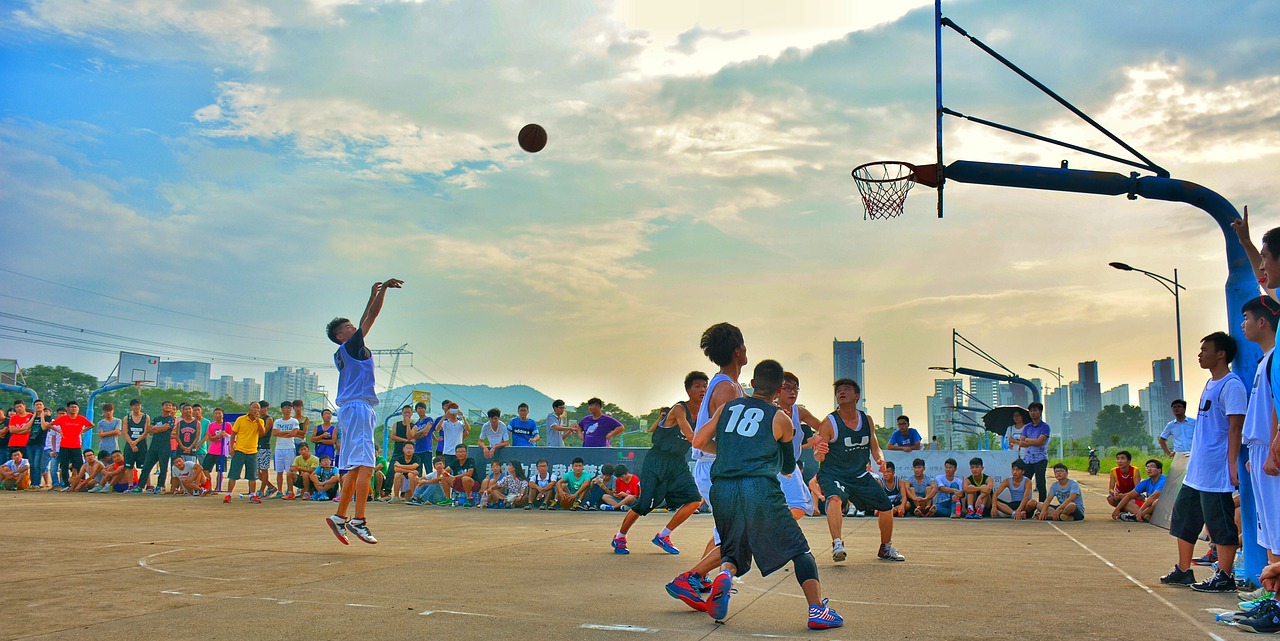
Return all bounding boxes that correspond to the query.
[850,161,941,188]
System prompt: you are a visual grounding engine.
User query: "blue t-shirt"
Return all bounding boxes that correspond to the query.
[888,428,922,448]
[509,418,539,447]
[1133,474,1167,498]
[1020,422,1051,464]
[413,416,434,452]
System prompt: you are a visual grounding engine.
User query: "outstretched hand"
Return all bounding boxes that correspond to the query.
[1231,205,1250,240]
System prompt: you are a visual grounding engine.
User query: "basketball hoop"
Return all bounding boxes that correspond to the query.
[850,161,940,220]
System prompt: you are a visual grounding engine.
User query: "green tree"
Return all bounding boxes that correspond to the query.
[1088,404,1152,449]
[95,387,250,419]
[14,365,98,405]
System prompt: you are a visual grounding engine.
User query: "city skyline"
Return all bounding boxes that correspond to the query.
[1,1,1275,420]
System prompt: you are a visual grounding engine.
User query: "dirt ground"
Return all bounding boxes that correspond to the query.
[1,474,1255,641]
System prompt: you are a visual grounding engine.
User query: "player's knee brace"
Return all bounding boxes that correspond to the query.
[792,552,819,586]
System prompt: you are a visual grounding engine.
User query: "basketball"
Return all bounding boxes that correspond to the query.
[518,123,547,153]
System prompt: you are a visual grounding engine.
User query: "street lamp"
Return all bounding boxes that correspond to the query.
[1109,262,1185,399]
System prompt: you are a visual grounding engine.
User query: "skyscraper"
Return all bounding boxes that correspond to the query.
[927,379,963,449]
[264,367,320,406]
[969,378,999,410]
[883,404,904,429]
[833,338,866,411]
[210,376,261,406]
[157,361,211,393]
[1078,360,1101,421]
[1101,384,1130,408]
[1142,357,1178,438]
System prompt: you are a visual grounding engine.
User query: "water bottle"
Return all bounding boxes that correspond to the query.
[1217,612,1238,623]
[954,500,962,519]
[1234,557,1246,585]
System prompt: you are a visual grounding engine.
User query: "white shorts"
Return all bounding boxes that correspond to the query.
[274,449,294,473]
[337,400,377,472]
[1248,442,1280,555]
[693,459,720,545]
[779,468,815,515]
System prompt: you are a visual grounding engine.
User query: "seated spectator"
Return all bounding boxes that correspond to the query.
[905,458,937,517]
[410,456,452,505]
[1113,458,1166,523]
[605,463,640,512]
[577,399,624,447]
[388,443,420,504]
[479,408,510,466]
[169,457,208,495]
[556,456,594,510]
[314,456,340,501]
[527,459,557,509]
[1106,450,1138,508]
[440,444,479,506]
[993,460,1037,519]
[288,444,320,500]
[373,448,389,501]
[880,461,908,517]
[0,449,30,490]
[487,460,530,509]
[98,451,132,493]
[68,449,105,493]
[508,403,539,447]
[933,458,964,518]
[479,460,505,506]
[885,416,923,452]
[585,463,617,509]
[962,457,993,519]
[1038,463,1083,521]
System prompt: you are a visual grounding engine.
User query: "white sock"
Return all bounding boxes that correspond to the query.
[833,537,842,546]
[659,528,672,538]
[616,532,625,539]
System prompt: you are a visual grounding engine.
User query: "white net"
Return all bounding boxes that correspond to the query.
[851,161,917,220]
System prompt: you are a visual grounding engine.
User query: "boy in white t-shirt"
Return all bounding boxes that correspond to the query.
[272,402,302,499]
[527,459,558,509]
[1161,332,1247,593]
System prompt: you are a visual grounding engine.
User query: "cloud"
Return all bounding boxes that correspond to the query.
[668,25,749,55]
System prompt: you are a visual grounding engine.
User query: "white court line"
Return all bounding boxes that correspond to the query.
[579,624,658,633]
[138,549,243,582]
[1049,523,1227,641]
[160,589,383,609]
[99,539,185,548]
[419,610,497,618]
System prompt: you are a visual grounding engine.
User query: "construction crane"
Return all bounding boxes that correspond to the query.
[369,343,412,392]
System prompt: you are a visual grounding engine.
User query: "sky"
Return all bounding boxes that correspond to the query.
[2,0,1279,429]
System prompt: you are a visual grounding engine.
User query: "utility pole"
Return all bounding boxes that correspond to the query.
[369,343,412,392]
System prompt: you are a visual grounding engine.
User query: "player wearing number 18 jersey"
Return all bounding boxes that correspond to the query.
[669,360,842,630]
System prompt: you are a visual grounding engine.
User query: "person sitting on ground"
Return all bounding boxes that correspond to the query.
[1113,458,1166,523]
[880,461,908,517]
[585,463,618,510]
[68,449,105,492]
[314,456,340,501]
[992,459,1037,519]
[99,451,132,493]
[488,460,529,509]
[904,458,936,517]
[885,416,923,452]
[1106,450,1138,509]
[962,457,993,519]
[527,459,557,509]
[606,463,640,512]
[556,456,594,510]
[0,449,30,490]
[1038,463,1084,521]
[440,444,479,506]
[388,442,419,504]
[169,456,208,495]
[410,456,451,505]
[933,458,963,518]
[479,460,505,507]
[289,444,320,500]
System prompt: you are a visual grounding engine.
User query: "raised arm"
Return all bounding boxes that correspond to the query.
[358,278,404,339]
[1231,206,1277,299]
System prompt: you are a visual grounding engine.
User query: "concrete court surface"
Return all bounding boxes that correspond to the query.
[1,475,1257,641]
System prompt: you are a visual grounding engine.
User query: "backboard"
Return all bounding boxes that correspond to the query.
[0,358,18,386]
[117,352,159,387]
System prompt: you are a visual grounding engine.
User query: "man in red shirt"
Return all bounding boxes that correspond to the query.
[51,401,93,485]
[606,463,641,511]
[6,400,33,456]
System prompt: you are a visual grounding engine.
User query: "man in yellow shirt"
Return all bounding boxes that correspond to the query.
[225,402,267,504]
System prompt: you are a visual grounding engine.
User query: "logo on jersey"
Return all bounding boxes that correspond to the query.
[843,435,869,449]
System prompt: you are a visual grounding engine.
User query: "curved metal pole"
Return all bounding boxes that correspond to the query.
[85,382,134,452]
[946,159,1262,581]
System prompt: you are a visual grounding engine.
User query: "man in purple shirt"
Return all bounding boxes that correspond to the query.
[1013,402,1051,502]
[578,398,625,447]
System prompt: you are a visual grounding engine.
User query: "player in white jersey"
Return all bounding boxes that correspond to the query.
[324,278,402,545]
[776,371,823,519]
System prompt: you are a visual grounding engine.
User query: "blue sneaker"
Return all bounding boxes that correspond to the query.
[652,534,680,554]
[808,598,844,630]
[665,572,707,612]
[612,536,630,555]
[707,570,733,621]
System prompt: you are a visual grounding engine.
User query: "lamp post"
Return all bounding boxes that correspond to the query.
[1027,363,1065,460]
[1109,262,1185,400]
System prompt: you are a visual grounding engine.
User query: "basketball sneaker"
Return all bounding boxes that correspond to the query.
[1237,599,1280,633]
[326,514,349,545]
[1193,548,1218,566]
[1159,565,1195,586]
[808,598,845,630]
[1239,592,1277,613]
[223,494,231,504]
[1191,570,1236,593]
[878,542,906,562]
[832,538,847,562]
[707,570,733,621]
[346,518,377,544]
[249,495,261,504]
[652,534,680,554]
[665,572,708,612]
[612,536,630,555]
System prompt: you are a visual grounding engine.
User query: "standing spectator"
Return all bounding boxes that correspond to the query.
[1160,399,1195,456]
[52,400,93,491]
[291,400,309,454]
[47,407,64,488]
[138,400,175,493]
[508,403,539,447]
[95,403,121,456]
[272,402,302,499]
[390,405,414,462]
[428,399,452,460]
[256,400,278,498]
[26,400,50,489]
[314,455,340,500]
[1015,402,1051,502]
[197,408,233,489]
[121,399,148,484]
[885,416,922,452]
[288,444,319,499]
[1003,410,1026,459]
[224,402,267,504]
[528,459,558,508]
[904,458,937,517]
[1106,450,1138,509]
[388,442,419,503]
[1,449,30,490]
[174,404,202,465]
[479,408,509,463]
[1160,332,1247,593]
[1113,459,1166,522]
[961,457,993,519]
[556,457,594,510]
[6,399,32,457]
[312,409,338,463]
[1038,463,1083,521]
[192,404,209,458]
[438,402,470,471]
[545,399,575,446]
[0,407,7,458]
[441,444,479,506]
[929,436,941,450]
[578,398,624,447]
[412,402,434,473]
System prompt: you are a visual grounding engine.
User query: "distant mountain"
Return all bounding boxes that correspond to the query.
[375,382,558,420]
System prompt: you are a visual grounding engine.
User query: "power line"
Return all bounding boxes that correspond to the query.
[0,266,317,339]
[0,324,330,369]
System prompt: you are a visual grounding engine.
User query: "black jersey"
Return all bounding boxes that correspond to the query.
[651,401,693,457]
[149,415,175,452]
[126,414,147,441]
[817,410,872,480]
[709,397,783,481]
